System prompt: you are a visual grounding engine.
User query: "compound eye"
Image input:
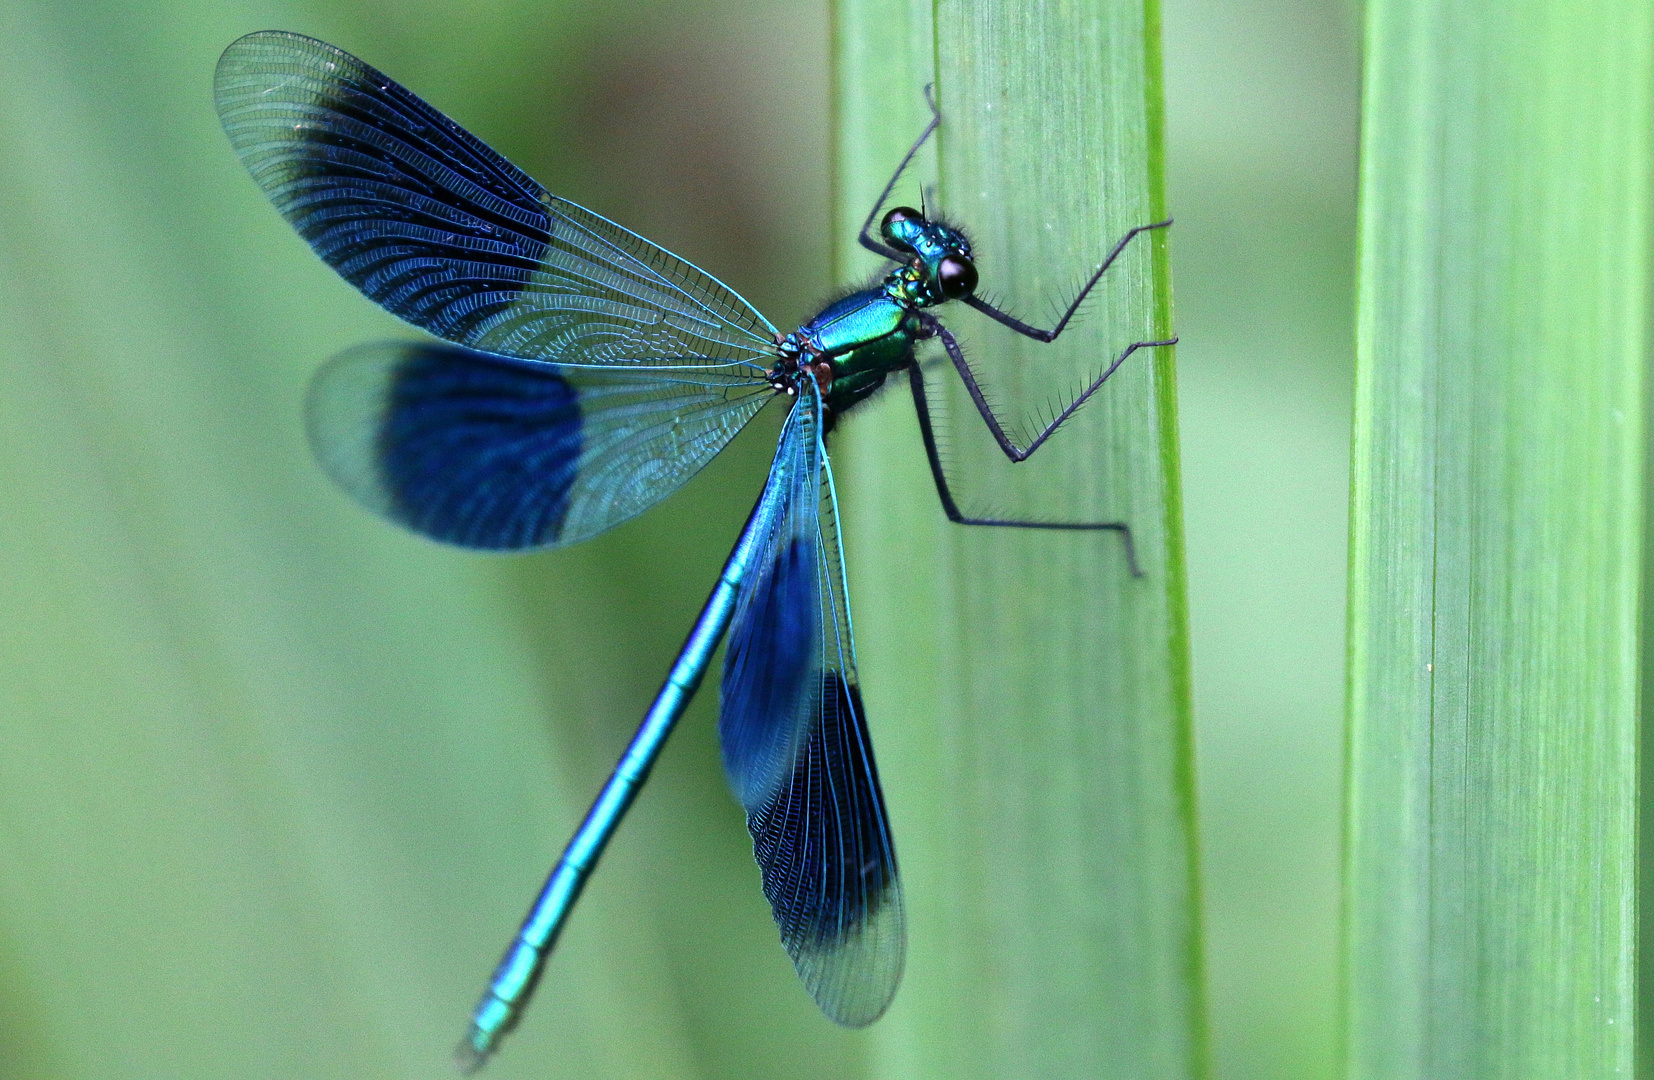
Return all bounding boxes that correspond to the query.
[880,206,922,251]
[937,254,978,299]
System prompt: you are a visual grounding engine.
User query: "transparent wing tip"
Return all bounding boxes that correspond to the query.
[793,886,907,1027]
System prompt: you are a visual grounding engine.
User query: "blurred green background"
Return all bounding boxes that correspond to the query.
[0,1,1356,1078]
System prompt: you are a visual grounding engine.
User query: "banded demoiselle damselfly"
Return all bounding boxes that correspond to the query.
[213,30,1173,1071]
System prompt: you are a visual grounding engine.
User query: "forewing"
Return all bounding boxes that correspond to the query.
[214,31,777,371]
[720,395,905,1026]
[307,342,771,549]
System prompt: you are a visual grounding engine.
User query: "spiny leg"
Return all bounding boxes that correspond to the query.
[906,360,1142,577]
[858,86,940,261]
[922,314,1176,465]
[964,219,1172,341]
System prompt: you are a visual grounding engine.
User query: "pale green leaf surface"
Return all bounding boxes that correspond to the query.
[1345,3,1646,1077]
[833,2,1205,1078]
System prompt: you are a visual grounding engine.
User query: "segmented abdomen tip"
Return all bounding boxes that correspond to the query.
[453,1031,491,1075]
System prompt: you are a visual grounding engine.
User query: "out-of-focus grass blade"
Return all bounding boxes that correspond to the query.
[1344,3,1646,1076]
[833,2,1206,1078]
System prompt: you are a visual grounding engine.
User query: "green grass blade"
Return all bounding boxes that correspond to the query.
[832,2,1205,1077]
[1344,3,1647,1076]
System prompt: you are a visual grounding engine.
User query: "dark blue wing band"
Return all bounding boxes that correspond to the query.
[214,31,777,368]
[218,35,551,341]
[375,345,581,548]
[307,342,772,550]
[721,536,821,806]
[747,673,899,949]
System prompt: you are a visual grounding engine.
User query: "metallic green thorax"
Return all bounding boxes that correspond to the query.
[770,208,978,417]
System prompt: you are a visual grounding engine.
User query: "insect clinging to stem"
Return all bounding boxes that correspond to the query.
[213,30,1174,1071]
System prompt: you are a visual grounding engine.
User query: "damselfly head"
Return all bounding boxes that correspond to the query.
[880,207,977,306]
[879,206,924,253]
